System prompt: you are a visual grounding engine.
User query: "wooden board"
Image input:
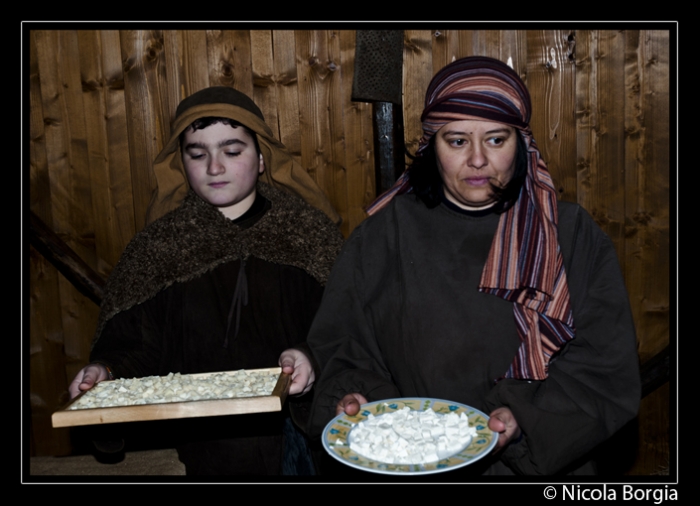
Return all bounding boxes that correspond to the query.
[51,368,290,428]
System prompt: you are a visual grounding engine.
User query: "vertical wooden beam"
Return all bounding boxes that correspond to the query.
[623,30,671,362]
[206,30,254,98]
[431,28,461,73]
[119,29,167,230]
[402,30,433,161]
[28,30,72,457]
[526,30,577,204]
[295,30,349,236]
[635,382,671,475]
[622,30,671,476]
[576,30,628,264]
[325,30,350,237]
[29,30,51,223]
[33,31,102,451]
[29,246,73,456]
[77,30,135,276]
[251,30,281,141]
[34,30,94,261]
[272,30,302,161]
[163,30,187,120]
[340,30,374,234]
[180,30,210,96]
[498,30,528,76]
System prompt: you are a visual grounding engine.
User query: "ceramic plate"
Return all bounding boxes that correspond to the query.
[322,397,496,475]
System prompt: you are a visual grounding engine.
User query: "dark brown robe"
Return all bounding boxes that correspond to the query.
[90,183,343,476]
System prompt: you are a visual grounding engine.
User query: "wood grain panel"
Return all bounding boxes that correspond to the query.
[119,30,166,231]
[631,382,670,475]
[272,30,302,160]
[59,29,95,269]
[339,30,374,234]
[33,31,102,429]
[34,31,93,259]
[402,30,433,160]
[430,28,450,71]
[30,246,73,456]
[295,30,349,235]
[577,30,628,265]
[251,30,280,141]
[431,30,527,90]
[100,31,137,266]
[324,30,350,237]
[29,32,65,458]
[74,28,109,270]
[431,28,463,72]
[471,30,502,60]
[526,30,577,204]
[295,31,327,187]
[575,30,595,212]
[29,31,51,223]
[180,30,210,96]
[162,30,186,121]
[624,30,671,362]
[206,30,254,97]
[595,30,628,258]
[497,30,528,76]
[77,30,135,275]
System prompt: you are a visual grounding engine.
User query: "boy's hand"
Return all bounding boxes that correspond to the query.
[279,349,315,396]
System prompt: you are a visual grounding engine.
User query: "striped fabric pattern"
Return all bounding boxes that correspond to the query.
[479,133,575,379]
[367,56,575,381]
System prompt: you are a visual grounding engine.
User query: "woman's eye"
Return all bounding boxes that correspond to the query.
[449,139,465,147]
[225,152,241,157]
[487,137,504,146]
[189,153,205,160]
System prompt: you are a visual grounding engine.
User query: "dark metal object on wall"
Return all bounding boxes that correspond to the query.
[352,30,404,105]
[352,31,406,196]
[372,102,405,195]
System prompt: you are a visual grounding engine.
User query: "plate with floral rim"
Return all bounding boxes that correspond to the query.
[321,397,497,475]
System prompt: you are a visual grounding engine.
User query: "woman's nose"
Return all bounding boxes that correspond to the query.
[467,146,487,169]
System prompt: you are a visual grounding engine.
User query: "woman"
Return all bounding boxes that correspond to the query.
[69,86,344,475]
[307,57,640,475]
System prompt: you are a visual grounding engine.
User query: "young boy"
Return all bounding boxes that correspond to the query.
[69,87,343,475]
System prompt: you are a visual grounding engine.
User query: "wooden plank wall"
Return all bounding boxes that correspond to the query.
[27,29,671,475]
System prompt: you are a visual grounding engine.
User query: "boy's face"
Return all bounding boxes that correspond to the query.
[182,122,264,220]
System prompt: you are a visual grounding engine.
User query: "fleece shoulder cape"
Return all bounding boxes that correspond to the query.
[92,182,344,347]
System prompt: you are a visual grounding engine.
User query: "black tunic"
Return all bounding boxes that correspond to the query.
[308,194,640,476]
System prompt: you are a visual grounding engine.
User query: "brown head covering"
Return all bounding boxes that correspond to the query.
[146,86,340,225]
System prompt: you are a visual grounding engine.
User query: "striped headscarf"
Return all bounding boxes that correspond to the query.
[368,56,575,381]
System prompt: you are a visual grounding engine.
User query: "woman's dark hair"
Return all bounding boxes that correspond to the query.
[408,131,528,213]
[178,117,261,154]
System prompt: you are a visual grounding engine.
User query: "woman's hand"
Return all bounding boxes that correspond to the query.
[488,406,522,452]
[336,393,368,416]
[68,364,109,399]
[279,349,315,396]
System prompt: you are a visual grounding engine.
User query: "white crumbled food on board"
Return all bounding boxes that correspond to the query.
[69,370,279,409]
[348,406,477,464]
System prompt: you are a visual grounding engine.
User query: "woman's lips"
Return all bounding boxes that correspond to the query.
[209,182,228,188]
[464,177,490,187]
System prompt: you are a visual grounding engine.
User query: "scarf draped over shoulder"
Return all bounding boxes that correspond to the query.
[367,57,575,381]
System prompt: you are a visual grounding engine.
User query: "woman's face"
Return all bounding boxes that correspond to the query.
[434,119,518,210]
